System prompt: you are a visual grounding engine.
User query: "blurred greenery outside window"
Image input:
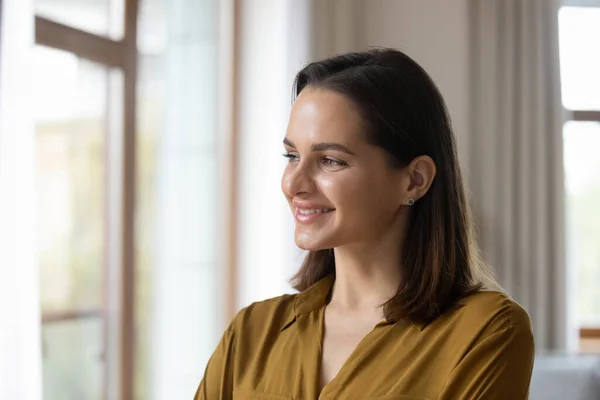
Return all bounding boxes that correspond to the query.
[34,44,108,400]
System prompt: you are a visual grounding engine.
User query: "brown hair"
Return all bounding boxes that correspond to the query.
[290,48,497,324]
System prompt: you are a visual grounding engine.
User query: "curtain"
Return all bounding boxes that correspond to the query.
[467,0,567,351]
[308,0,362,60]
[0,0,42,399]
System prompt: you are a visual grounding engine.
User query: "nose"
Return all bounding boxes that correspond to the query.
[282,162,315,198]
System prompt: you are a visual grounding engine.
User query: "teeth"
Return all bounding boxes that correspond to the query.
[298,208,332,215]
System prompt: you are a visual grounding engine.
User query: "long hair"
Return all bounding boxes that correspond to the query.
[290,48,497,324]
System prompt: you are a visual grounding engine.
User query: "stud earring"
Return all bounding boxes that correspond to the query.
[407,199,415,206]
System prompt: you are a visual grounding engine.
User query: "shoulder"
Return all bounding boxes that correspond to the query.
[425,290,534,365]
[230,293,298,334]
[460,290,530,326]
[446,290,532,338]
[434,292,535,399]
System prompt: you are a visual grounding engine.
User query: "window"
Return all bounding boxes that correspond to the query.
[34,1,136,398]
[34,45,111,400]
[36,0,125,39]
[34,0,224,398]
[134,0,222,398]
[558,1,600,351]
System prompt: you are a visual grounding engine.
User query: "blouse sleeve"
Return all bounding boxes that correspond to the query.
[438,320,535,400]
[194,322,236,400]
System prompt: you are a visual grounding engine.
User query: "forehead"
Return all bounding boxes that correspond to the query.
[286,88,365,144]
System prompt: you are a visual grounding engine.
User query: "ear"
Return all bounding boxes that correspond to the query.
[403,155,436,205]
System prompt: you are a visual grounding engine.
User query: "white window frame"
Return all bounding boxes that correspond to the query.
[560,0,600,345]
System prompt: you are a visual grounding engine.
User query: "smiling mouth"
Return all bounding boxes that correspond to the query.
[298,208,334,215]
[295,208,335,223]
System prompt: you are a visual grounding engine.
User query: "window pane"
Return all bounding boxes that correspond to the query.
[564,121,600,324]
[558,7,600,110]
[135,0,220,398]
[34,45,106,313]
[42,317,104,400]
[36,0,124,39]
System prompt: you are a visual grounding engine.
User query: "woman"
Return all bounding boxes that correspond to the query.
[195,48,534,399]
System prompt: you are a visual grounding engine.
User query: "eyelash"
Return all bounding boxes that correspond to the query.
[282,152,299,163]
[282,153,347,167]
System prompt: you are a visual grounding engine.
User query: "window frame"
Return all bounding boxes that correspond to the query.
[560,0,600,346]
[563,0,600,7]
[34,1,138,398]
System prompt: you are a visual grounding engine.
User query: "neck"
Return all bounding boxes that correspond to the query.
[329,229,404,315]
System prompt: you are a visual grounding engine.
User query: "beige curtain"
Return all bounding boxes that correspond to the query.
[308,0,362,60]
[467,0,566,351]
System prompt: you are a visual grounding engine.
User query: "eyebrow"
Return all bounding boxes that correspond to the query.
[283,138,356,156]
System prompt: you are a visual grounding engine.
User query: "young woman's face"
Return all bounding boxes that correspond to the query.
[281,88,408,250]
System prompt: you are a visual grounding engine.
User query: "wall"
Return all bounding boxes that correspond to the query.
[359,0,472,170]
[235,0,309,310]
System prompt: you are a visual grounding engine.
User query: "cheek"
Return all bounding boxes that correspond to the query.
[315,173,346,205]
[280,167,292,199]
[317,171,380,209]
[323,172,397,219]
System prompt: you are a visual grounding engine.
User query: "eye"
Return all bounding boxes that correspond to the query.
[322,157,347,168]
[282,152,299,163]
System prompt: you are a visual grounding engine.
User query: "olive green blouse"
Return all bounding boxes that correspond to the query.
[195,274,534,399]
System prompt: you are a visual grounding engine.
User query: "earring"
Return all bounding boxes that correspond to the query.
[407,199,415,206]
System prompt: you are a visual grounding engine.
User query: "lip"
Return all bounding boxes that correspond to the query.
[292,200,335,224]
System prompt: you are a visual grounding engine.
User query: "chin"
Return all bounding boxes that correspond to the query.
[294,232,334,251]
[294,238,318,251]
[295,242,323,251]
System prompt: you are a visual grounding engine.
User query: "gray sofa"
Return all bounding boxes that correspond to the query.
[530,354,600,400]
